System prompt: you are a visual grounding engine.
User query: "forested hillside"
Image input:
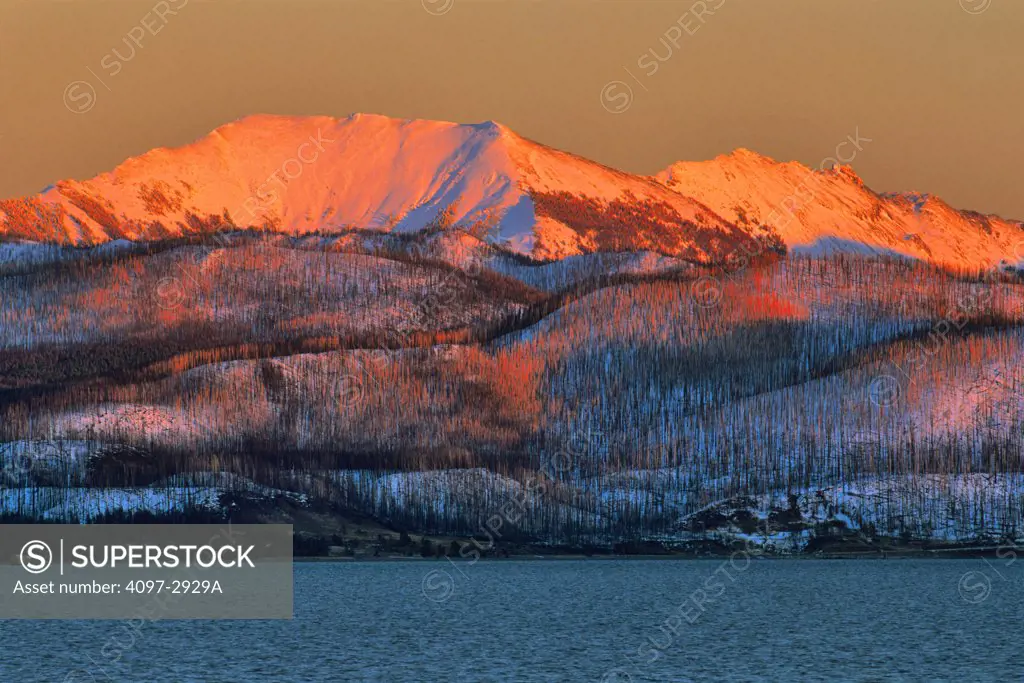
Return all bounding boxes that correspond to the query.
[2,229,1023,549]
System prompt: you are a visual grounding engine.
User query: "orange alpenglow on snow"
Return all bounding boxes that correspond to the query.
[655,148,1024,271]
[1,114,1021,270]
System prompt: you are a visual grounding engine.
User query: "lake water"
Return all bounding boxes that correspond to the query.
[1,558,1020,682]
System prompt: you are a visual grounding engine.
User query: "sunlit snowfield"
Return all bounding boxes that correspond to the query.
[1,559,1020,682]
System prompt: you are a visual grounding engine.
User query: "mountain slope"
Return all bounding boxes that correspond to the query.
[0,114,752,262]
[655,149,1024,271]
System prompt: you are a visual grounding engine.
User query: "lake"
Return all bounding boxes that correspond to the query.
[1,558,1019,682]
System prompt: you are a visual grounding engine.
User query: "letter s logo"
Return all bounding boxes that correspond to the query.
[20,540,53,574]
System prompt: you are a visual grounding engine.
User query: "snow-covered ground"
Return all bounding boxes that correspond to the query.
[289,468,1024,548]
[0,467,306,522]
[672,474,1024,549]
[0,486,224,522]
[0,239,139,275]
[489,250,691,292]
[5,446,1024,546]
[0,440,96,480]
[0,238,524,349]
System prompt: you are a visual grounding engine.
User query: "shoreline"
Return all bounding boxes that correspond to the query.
[294,546,1023,562]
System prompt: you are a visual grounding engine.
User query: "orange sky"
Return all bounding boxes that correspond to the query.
[1,0,1021,219]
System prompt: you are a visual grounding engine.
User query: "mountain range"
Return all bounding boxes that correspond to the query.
[2,114,1021,270]
[4,114,1024,551]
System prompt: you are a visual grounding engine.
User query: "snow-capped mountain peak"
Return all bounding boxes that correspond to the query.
[655,151,1024,270]
[0,114,752,263]
[2,114,1021,269]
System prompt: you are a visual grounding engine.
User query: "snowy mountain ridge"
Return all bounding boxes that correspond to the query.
[1,113,1021,269]
[656,148,1024,271]
[0,114,750,262]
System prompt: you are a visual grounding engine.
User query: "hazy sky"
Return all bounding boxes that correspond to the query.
[1,0,1022,219]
